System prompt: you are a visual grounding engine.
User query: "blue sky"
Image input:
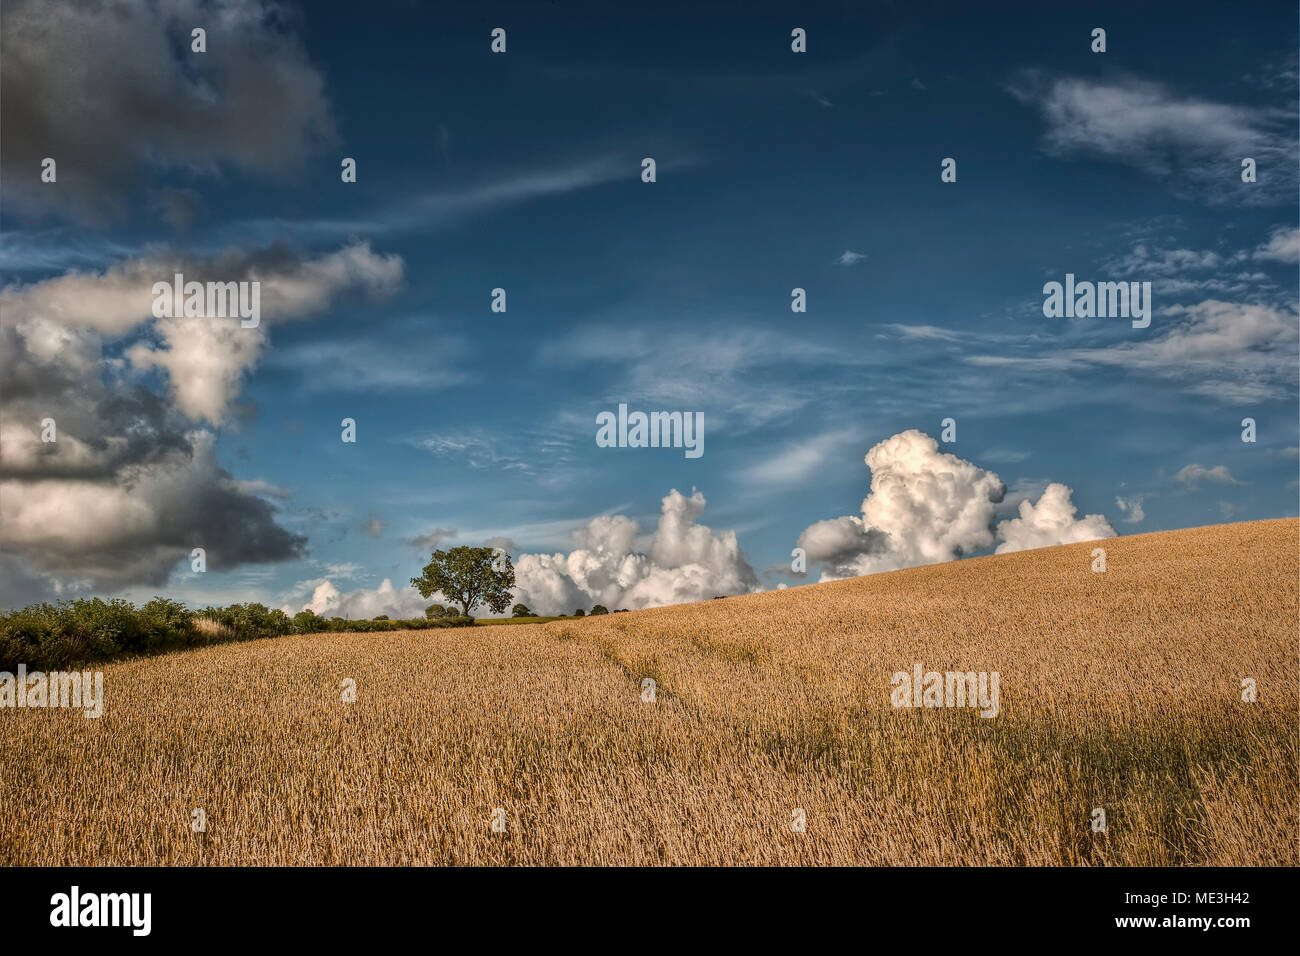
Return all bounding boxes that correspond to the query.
[1,0,1296,615]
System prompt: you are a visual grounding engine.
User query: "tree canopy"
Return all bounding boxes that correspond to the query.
[410,546,515,618]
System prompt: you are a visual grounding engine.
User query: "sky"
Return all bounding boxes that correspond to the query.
[1,0,1297,616]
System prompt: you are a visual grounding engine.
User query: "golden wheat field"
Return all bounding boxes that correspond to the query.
[1,519,1295,866]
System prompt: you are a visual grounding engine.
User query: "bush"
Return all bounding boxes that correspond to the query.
[200,603,293,641]
[292,610,330,634]
[590,605,609,615]
[425,604,447,619]
[373,614,389,621]
[574,608,586,617]
[0,597,199,671]
[511,603,533,618]
[319,616,475,633]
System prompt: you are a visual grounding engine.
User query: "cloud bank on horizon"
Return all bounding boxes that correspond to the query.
[296,429,1117,617]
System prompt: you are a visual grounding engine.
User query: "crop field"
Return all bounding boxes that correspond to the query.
[1,519,1295,866]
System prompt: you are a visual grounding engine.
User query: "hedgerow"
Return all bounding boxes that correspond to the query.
[0,598,473,670]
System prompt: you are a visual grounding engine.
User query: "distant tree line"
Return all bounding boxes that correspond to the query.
[0,598,473,672]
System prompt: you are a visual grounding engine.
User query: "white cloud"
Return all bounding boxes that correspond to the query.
[884,324,963,342]
[296,579,431,620]
[1008,71,1297,204]
[797,430,1115,580]
[512,489,758,615]
[127,311,267,424]
[1175,464,1242,488]
[223,478,293,500]
[542,325,852,431]
[267,334,468,393]
[1114,495,1146,523]
[837,249,867,265]
[1254,226,1300,264]
[969,299,1298,405]
[745,430,852,486]
[411,434,535,474]
[1110,244,1224,276]
[2,241,403,425]
[995,483,1116,553]
[797,430,1006,579]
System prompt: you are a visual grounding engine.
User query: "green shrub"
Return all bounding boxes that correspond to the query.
[0,596,198,671]
[198,603,293,641]
[292,610,330,634]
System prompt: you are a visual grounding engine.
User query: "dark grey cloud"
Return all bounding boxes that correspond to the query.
[0,0,336,224]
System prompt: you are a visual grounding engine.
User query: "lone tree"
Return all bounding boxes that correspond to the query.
[590,605,609,615]
[511,603,533,618]
[411,546,515,618]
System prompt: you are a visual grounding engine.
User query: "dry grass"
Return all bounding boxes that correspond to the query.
[2,519,1295,865]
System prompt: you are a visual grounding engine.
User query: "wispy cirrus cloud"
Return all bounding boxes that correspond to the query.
[743,429,857,487]
[969,299,1298,405]
[216,154,686,247]
[1008,70,1298,205]
[267,328,470,393]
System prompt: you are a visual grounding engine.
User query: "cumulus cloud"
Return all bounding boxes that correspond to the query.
[0,0,336,224]
[995,483,1116,554]
[296,579,431,620]
[512,489,758,615]
[797,430,1006,579]
[797,430,1115,580]
[2,241,403,424]
[0,241,403,593]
